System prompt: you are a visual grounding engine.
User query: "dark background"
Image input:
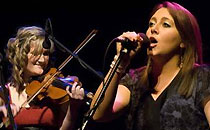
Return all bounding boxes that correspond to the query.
[0,0,209,92]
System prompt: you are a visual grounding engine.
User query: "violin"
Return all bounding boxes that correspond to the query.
[25,67,77,105]
[25,67,92,105]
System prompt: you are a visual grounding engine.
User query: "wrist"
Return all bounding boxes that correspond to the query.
[110,55,130,74]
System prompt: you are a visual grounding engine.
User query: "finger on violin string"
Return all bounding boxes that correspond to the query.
[66,82,78,98]
[65,81,85,100]
[75,85,81,90]
[72,85,84,100]
[75,85,81,96]
[71,82,78,94]
[77,81,82,87]
[78,87,85,100]
[66,86,72,97]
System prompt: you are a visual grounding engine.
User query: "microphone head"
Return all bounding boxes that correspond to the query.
[42,37,51,49]
[138,33,150,48]
[114,33,150,51]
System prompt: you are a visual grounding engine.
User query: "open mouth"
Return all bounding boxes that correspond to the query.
[150,37,158,43]
[149,37,158,50]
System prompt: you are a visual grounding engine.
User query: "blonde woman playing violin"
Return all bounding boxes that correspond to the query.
[0,26,85,130]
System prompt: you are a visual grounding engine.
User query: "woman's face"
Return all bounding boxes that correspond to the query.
[24,43,50,77]
[146,8,183,58]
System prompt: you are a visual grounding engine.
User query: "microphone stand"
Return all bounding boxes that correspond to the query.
[45,18,104,129]
[48,33,105,129]
[0,55,17,130]
[79,48,129,130]
[47,34,104,80]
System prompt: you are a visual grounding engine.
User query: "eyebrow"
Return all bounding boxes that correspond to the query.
[150,16,173,22]
[161,17,172,21]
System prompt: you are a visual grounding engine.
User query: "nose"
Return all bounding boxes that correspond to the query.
[38,54,45,63]
[151,25,159,34]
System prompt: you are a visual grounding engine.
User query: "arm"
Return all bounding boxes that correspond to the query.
[0,97,20,128]
[90,68,130,121]
[90,31,142,121]
[0,86,20,118]
[60,82,85,130]
[0,104,20,118]
[204,100,210,127]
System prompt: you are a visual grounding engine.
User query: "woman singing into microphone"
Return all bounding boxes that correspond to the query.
[90,1,210,130]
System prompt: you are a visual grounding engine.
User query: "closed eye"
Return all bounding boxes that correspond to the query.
[43,51,50,56]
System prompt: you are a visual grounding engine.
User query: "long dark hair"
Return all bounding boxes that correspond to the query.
[140,1,202,97]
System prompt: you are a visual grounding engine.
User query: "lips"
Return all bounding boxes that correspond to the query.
[149,37,158,48]
[34,65,43,69]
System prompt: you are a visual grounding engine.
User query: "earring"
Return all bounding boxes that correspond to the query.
[179,47,184,68]
[180,55,183,68]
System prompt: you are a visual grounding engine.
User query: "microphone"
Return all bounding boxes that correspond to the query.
[43,18,53,49]
[114,33,150,51]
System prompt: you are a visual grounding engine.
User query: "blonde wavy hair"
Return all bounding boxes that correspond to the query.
[6,26,54,93]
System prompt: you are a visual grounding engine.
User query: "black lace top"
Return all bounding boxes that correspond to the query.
[120,65,210,130]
